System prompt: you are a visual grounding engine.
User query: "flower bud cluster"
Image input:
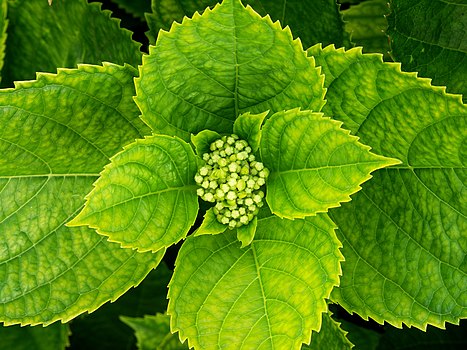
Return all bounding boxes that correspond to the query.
[195,134,269,228]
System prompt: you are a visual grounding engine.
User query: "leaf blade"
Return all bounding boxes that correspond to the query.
[0,63,160,326]
[68,135,199,253]
[311,44,467,329]
[168,212,343,350]
[136,0,325,141]
[260,108,400,219]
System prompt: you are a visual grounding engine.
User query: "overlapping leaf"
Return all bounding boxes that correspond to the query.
[0,323,70,350]
[260,109,400,219]
[0,0,7,82]
[341,0,390,58]
[136,0,325,141]
[309,44,467,329]
[111,0,151,19]
[168,211,343,350]
[0,63,161,326]
[2,0,141,86]
[387,0,466,101]
[69,263,172,350]
[69,135,199,252]
[302,313,353,350]
[121,313,188,350]
[146,0,349,49]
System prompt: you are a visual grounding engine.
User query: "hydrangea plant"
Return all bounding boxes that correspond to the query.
[0,0,465,349]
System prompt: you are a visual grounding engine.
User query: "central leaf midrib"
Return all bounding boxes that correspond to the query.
[274,161,387,174]
[251,244,274,350]
[0,173,100,179]
[232,0,239,118]
[95,185,198,211]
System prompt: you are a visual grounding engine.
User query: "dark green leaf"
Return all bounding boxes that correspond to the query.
[387,0,467,101]
[2,0,142,86]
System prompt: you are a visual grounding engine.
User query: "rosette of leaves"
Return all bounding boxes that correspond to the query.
[0,0,465,349]
[65,0,397,348]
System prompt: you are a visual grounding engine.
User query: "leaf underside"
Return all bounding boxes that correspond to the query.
[0,63,160,326]
[387,0,467,101]
[260,108,400,219]
[302,313,353,350]
[2,0,142,86]
[168,211,343,350]
[68,135,199,253]
[136,0,325,141]
[309,44,467,329]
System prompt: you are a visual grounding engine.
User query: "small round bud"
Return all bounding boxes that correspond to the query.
[195,134,269,228]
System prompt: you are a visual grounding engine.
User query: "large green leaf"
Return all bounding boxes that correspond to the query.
[0,323,69,350]
[146,0,348,49]
[387,0,467,101]
[2,0,142,86]
[168,211,343,349]
[260,109,400,219]
[68,135,199,253]
[0,63,161,326]
[301,313,353,350]
[0,0,7,82]
[121,313,188,350]
[309,45,467,329]
[69,262,172,350]
[136,0,325,141]
[341,0,390,58]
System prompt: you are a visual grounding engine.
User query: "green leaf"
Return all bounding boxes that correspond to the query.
[121,313,188,350]
[0,0,7,82]
[136,0,325,142]
[301,313,353,350]
[191,130,222,156]
[146,0,349,49]
[387,0,466,101]
[168,212,343,350]
[341,0,390,58]
[68,135,199,253]
[338,319,381,350]
[0,323,70,350]
[0,63,160,326]
[236,216,257,248]
[69,262,173,350]
[310,45,467,329]
[233,111,268,152]
[111,0,151,19]
[260,108,400,219]
[193,208,227,237]
[2,0,142,86]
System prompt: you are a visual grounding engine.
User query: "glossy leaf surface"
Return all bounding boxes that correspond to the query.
[260,109,400,219]
[69,135,199,253]
[168,212,343,349]
[310,45,467,329]
[136,0,325,141]
[0,63,160,326]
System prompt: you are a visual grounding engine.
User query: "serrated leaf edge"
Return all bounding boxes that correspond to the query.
[66,135,198,254]
[263,107,401,220]
[167,213,346,349]
[309,43,465,104]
